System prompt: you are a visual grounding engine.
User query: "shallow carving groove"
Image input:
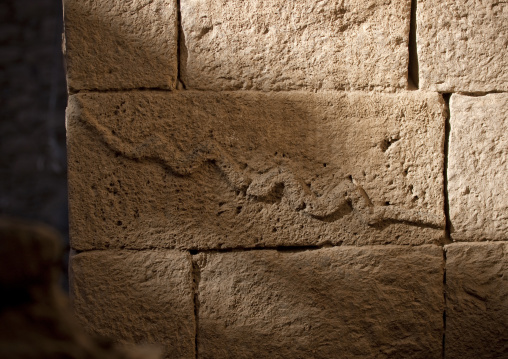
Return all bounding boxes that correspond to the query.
[67,91,446,250]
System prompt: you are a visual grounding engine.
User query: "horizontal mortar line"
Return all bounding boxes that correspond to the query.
[69,87,180,95]
[442,90,507,96]
[66,87,462,96]
[70,242,448,255]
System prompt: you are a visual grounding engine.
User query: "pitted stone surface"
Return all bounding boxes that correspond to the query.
[63,0,178,91]
[196,245,444,358]
[70,250,195,359]
[418,0,508,92]
[445,242,508,359]
[448,94,508,241]
[67,91,446,250]
[180,0,411,92]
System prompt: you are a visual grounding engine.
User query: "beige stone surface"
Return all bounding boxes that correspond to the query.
[67,91,446,250]
[196,245,444,358]
[70,250,195,359]
[445,242,508,358]
[448,94,508,241]
[63,0,178,92]
[417,0,508,92]
[180,0,411,92]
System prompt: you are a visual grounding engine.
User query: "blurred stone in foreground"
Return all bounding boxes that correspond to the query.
[0,217,162,359]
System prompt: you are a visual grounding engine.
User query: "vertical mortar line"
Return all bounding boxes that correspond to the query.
[442,93,452,243]
[442,247,447,359]
[408,0,419,89]
[190,251,201,359]
[176,0,187,89]
[441,93,452,359]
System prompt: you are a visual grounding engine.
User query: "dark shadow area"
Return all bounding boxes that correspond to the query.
[0,0,68,288]
[0,217,162,359]
[408,0,419,89]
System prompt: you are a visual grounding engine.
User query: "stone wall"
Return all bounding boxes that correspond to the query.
[64,1,507,358]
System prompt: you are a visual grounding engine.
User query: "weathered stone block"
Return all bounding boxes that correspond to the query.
[70,250,195,359]
[448,94,508,241]
[418,0,508,92]
[67,91,446,250]
[180,0,411,92]
[445,242,508,359]
[63,0,178,91]
[196,245,444,358]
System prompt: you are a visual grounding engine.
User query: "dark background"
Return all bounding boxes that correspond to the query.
[0,0,68,280]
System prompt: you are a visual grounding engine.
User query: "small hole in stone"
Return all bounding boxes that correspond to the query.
[117,220,123,226]
[323,163,327,167]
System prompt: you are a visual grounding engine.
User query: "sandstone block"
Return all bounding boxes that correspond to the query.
[196,245,444,358]
[445,242,508,358]
[417,0,508,92]
[67,91,446,250]
[70,250,195,359]
[63,0,178,91]
[448,94,508,241]
[180,0,411,92]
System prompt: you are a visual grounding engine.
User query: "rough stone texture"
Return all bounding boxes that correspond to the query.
[67,91,446,250]
[196,245,444,358]
[180,0,411,92]
[62,0,178,92]
[417,0,508,92]
[0,217,161,359]
[445,242,508,358]
[448,94,508,241]
[70,250,195,359]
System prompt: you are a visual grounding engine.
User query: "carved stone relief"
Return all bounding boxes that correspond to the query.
[67,91,446,250]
